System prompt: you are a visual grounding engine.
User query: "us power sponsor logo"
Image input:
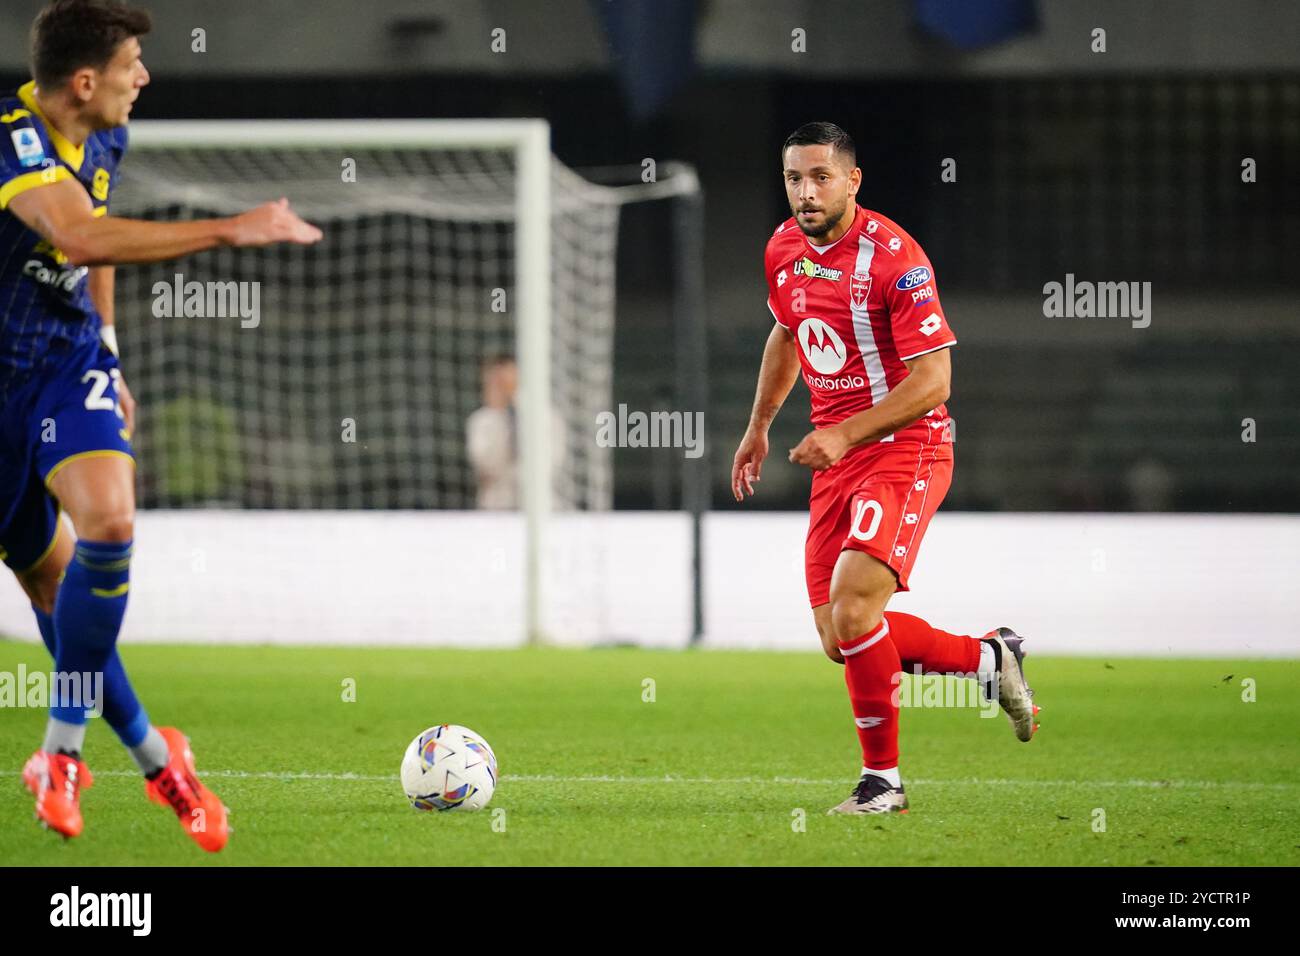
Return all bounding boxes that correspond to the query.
[50,886,151,936]
[797,317,864,390]
[1042,273,1152,329]
[792,256,843,281]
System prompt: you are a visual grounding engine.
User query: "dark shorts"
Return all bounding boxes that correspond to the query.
[0,337,133,573]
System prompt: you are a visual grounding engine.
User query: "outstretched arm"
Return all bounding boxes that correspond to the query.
[7,178,322,267]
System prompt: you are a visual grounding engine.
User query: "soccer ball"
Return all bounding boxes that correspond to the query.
[400,724,498,812]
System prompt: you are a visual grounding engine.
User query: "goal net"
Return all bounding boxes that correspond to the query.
[114,122,615,512]
[108,120,634,645]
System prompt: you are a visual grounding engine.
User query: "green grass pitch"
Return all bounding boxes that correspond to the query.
[1,638,1297,866]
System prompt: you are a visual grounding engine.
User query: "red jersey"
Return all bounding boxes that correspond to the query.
[764,205,956,445]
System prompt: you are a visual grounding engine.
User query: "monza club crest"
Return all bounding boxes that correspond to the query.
[850,272,872,309]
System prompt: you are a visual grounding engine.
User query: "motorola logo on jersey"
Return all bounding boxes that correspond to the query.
[805,372,866,390]
[896,266,931,291]
[796,317,848,374]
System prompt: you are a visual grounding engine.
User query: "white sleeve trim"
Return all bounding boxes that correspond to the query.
[898,339,956,361]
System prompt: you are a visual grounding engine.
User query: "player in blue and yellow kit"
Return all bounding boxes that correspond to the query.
[2,0,322,849]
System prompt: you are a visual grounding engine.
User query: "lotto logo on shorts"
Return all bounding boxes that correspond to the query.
[914,479,927,491]
[894,546,907,557]
[904,513,918,525]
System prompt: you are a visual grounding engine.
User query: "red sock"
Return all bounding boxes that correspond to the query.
[884,611,981,675]
[839,620,901,769]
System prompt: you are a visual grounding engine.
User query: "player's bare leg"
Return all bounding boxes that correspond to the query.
[14,517,72,618]
[48,454,136,543]
[812,604,843,663]
[829,548,897,645]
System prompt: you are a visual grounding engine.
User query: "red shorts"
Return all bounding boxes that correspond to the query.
[804,439,953,607]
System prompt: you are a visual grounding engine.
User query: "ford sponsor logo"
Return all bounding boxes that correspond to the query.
[896,266,931,291]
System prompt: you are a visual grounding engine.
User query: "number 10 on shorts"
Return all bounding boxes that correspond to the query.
[849,498,883,541]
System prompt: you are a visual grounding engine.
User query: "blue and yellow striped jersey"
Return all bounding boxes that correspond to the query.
[0,81,127,404]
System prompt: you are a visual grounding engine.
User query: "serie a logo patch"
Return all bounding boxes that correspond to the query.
[10,127,45,167]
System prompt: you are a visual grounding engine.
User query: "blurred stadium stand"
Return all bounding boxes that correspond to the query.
[1,0,1295,514]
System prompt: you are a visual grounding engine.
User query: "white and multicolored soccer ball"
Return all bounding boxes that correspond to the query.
[400,724,498,812]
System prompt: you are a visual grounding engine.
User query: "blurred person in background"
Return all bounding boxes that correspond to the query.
[467,355,521,510]
[466,354,567,510]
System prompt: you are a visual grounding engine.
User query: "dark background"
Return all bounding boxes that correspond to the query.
[3,0,1296,513]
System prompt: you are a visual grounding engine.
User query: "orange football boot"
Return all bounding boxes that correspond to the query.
[144,727,230,852]
[23,749,94,838]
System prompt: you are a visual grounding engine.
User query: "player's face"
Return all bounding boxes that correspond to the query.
[782,144,860,240]
[86,37,150,128]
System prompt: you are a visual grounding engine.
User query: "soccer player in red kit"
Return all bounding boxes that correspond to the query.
[731,122,1040,814]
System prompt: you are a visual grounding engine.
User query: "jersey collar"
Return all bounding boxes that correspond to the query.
[18,81,85,172]
[803,205,863,256]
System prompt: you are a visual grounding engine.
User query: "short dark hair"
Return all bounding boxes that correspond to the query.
[30,0,152,90]
[782,122,856,168]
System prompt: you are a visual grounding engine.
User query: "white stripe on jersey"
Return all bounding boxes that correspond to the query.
[848,234,892,440]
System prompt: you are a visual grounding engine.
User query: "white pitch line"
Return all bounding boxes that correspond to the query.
[0,769,1296,791]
